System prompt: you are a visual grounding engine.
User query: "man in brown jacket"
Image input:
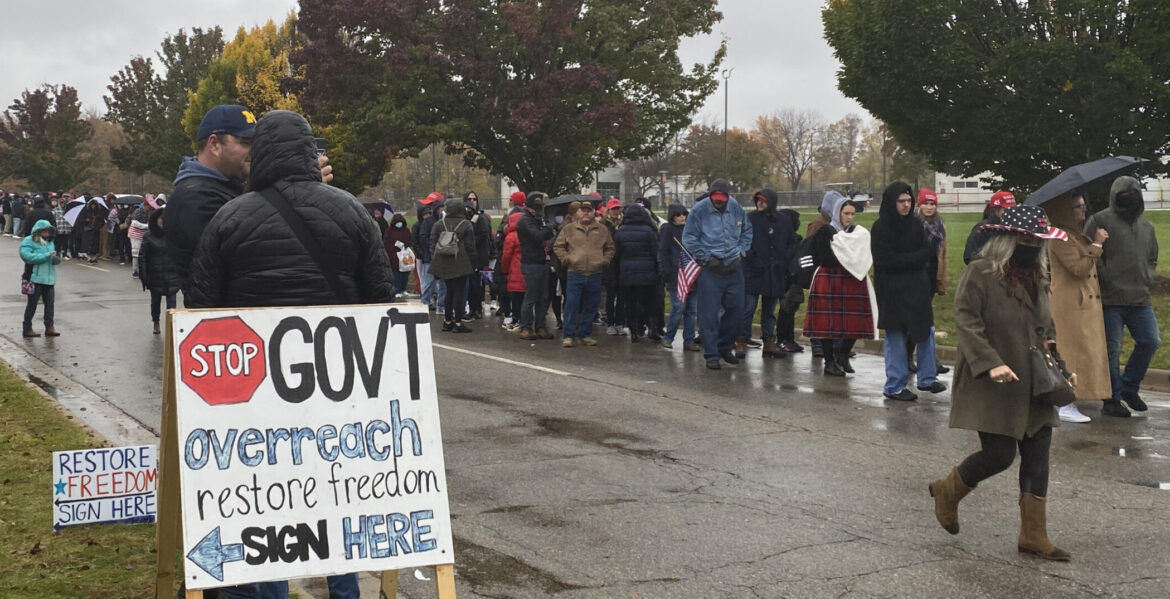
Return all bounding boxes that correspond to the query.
[554,201,615,347]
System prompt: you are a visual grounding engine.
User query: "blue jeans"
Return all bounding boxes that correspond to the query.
[562,272,602,338]
[883,327,937,394]
[742,294,779,339]
[696,268,745,360]
[420,263,446,309]
[326,573,361,599]
[665,282,698,344]
[1103,305,1160,400]
[392,270,410,296]
[215,581,289,599]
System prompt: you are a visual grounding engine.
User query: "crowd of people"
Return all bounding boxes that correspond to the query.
[9,102,1164,590]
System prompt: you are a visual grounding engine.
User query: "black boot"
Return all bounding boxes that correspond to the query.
[837,355,855,374]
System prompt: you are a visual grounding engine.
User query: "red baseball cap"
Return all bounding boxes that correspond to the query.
[917,188,938,205]
[510,191,526,206]
[989,190,1016,208]
[606,199,623,211]
[420,191,444,205]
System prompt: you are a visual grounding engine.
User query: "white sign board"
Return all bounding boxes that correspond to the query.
[171,304,452,589]
[51,445,157,529]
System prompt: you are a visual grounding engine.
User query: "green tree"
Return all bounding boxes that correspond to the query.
[823,0,1170,192]
[295,0,726,195]
[677,123,768,192]
[0,85,93,190]
[104,27,224,179]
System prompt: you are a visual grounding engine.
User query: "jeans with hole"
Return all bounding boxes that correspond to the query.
[665,282,698,344]
[562,272,601,338]
[1103,304,1161,400]
[882,327,936,394]
[696,268,744,360]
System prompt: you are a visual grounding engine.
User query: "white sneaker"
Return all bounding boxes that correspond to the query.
[606,325,619,336]
[1058,403,1091,423]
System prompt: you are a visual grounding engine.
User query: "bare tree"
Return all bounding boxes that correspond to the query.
[623,130,685,198]
[755,109,826,191]
[818,114,864,181]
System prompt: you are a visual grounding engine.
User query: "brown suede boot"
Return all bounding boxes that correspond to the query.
[928,467,973,535]
[23,330,40,338]
[1017,493,1070,561]
[519,327,537,340]
[536,328,554,340]
[44,326,60,337]
[762,336,781,357]
[733,337,748,359]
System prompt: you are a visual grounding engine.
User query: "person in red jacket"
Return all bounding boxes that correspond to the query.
[499,211,526,330]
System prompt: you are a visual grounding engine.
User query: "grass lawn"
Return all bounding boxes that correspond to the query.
[783,206,1170,370]
[0,362,159,598]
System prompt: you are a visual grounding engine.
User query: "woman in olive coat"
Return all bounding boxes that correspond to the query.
[928,205,1073,562]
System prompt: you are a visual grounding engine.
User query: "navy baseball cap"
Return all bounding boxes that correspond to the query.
[196,105,257,141]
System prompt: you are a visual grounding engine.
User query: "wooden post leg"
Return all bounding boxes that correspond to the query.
[185,591,203,599]
[155,312,182,599]
[380,570,400,599]
[435,563,457,599]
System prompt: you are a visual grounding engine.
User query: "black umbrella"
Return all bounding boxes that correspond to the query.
[1025,156,1146,206]
[546,194,598,208]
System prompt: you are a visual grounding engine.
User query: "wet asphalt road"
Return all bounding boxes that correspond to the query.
[2,243,1169,598]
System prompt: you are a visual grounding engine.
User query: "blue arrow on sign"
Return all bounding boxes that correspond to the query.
[186,526,245,581]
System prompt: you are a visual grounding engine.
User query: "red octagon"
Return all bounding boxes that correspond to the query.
[179,316,267,406]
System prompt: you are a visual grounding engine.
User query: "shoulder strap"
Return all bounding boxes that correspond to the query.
[259,186,347,302]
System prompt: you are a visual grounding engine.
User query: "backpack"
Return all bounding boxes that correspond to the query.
[794,234,817,289]
[434,220,461,257]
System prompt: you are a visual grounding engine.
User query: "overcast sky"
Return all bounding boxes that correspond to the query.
[1,1,867,129]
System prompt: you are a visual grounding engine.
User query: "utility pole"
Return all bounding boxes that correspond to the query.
[722,68,733,179]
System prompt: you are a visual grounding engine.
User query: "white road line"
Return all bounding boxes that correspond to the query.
[432,342,572,376]
[76,263,110,272]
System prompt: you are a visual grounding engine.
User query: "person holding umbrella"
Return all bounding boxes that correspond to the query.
[1085,176,1159,417]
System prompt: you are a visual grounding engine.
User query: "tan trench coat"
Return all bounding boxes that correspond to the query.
[950,259,1059,440]
[1047,232,1111,400]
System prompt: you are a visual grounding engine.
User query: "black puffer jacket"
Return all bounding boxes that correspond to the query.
[166,162,245,288]
[870,181,935,341]
[614,204,659,286]
[139,209,183,295]
[185,110,394,308]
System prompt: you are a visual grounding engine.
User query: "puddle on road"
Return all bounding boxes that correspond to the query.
[452,535,586,595]
[25,373,58,398]
[535,417,663,459]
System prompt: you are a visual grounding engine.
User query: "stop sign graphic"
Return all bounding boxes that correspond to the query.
[179,316,267,406]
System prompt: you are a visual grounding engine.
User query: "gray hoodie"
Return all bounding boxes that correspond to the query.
[1083,176,1158,306]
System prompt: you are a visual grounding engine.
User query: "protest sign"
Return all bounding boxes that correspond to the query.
[51,445,157,529]
[170,304,452,590]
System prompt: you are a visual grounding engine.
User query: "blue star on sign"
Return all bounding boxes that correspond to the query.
[54,479,67,495]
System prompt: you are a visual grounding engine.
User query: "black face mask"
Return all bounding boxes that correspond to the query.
[1011,244,1042,267]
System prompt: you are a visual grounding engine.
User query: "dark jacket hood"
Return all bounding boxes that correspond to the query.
[248,110,320,191]
[442,198,466,221]
[666,203,688,222]
[389,213,408,229]
[754,188,778,212]
[622,204,653,227]
[1109,175,1144,222]
[416,204,431,221]
[879,181,915,226]
[709,179,731,195]
[148,207,166,236]
[779,209,800,232]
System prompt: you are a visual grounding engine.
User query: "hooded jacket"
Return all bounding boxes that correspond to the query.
[412,204,435,263]
[681,178,753,267]
[499,212,527,293]
[744,189,796,297]
[870,181,935,340]
[517,204,554,265]
[139,209,183,295]
[613,204,660,286]
[657,204,689,285]
[1084,176,1158,306]
[464,193,495,270]
[20,220,60,285]
[383,213,413,271]
[428,198,476,280]
[166,155,246,286]
[185,110,394,308]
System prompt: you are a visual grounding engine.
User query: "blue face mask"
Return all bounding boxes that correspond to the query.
[554,215,564,225]
[395,222,404,228]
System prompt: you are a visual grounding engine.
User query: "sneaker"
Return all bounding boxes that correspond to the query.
[452,323,472,333]
[883,389,918,401]
[489,301,499,313]
[661,339,673,349]
[684,343,702,352]
[1121,391,1148,412]
[580,337,598,346]
[720,353,740,365]
[63,255,70,261]
[441,321,454,332]
[1101,400,1131,418]
[706,359,722,370]
[606,325,619,336]
[937,364,951,374]
[1058,403,1091,423]
[620,327,630,336]
[562,337,577,348]
[917,381,947,393]
[779,341,804,353]
[593,319,603,326]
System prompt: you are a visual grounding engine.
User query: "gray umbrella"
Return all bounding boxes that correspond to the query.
[1024,156,1146,206]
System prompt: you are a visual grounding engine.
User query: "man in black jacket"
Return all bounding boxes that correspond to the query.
[22,196,55,238]
[516,192,555,340]
[464,191,495,318]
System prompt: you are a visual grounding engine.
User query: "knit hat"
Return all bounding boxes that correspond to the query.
[510,190,527,206]
[979,205,1068,240]
[917,188,938,206]
[988,190,1016,208]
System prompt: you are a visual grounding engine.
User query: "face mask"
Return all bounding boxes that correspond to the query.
[554,215,564,225]
[1011,244,1041,267]
[395,222,404,229]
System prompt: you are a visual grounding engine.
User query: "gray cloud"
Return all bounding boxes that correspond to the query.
[1,1,867,127]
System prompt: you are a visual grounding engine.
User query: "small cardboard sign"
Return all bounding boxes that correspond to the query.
[52,445,158,530]
[171,304,452,589]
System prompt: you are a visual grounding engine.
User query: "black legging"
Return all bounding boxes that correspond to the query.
[958,426,1052,497]
[622,284,656,337]
[819,338,856,362]
[444,275,468,323]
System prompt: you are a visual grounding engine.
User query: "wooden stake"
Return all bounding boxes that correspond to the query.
[435,564,457,598]
[154,311,182,599]
[380,570,399,599]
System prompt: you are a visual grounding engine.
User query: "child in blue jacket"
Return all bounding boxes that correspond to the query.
[20,219,61,337]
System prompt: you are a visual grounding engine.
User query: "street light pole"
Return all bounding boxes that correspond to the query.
[722,68,733,179]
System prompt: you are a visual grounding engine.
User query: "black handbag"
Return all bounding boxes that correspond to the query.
[1029,328,1075,407]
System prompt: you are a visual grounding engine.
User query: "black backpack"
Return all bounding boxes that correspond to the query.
[794,234,817,289]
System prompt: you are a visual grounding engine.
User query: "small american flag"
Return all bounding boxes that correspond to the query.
[675,240,702,303]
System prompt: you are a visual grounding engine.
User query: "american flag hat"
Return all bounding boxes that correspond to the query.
[979,204,1069,241]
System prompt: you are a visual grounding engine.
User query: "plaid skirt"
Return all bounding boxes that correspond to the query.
[802,265,876,339]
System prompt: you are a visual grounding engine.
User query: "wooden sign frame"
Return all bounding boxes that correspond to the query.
[153,310,456,599]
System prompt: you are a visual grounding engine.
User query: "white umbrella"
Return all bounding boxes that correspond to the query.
[63,197,108,227]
